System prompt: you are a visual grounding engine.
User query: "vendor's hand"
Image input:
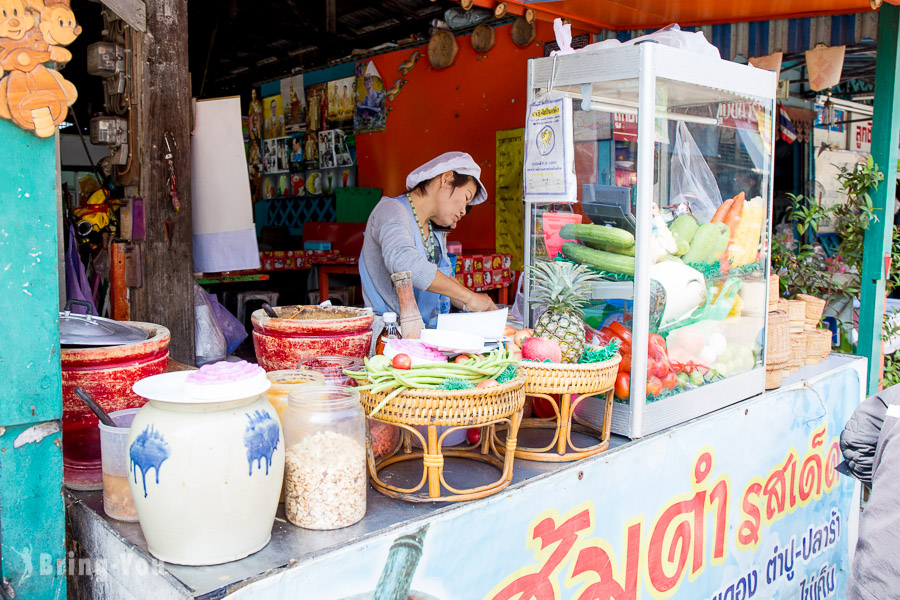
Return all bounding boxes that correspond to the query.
[465,292,497,313]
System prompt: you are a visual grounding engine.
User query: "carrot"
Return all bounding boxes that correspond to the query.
[710,197,735,223]
[722,192,746,262]
[723,192,745,239]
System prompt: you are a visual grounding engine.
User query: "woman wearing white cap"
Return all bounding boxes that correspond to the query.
[360,151,497,328]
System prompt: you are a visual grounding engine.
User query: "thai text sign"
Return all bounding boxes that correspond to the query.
[228,363,862,600]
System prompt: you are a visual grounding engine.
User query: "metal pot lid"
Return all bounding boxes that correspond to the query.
[59,301,149,347]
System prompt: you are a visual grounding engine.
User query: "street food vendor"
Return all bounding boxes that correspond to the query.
[360,151,497,327]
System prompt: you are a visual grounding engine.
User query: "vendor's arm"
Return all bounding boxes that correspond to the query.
[427,270,497,312]
[374,204,440,290]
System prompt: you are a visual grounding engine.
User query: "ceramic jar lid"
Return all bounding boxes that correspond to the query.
[133,361,270,404]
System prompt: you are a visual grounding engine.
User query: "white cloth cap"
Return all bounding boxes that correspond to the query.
[405,151,487,205]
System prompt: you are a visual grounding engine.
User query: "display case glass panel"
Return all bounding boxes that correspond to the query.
[525,44,776,438]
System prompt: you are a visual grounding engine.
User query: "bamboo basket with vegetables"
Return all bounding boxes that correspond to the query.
[344,349,526,502]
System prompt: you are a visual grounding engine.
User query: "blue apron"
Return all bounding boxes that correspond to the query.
[359,196,453,329]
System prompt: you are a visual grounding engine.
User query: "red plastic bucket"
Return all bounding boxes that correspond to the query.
[252,306,374,371]
[61,322,170,490]
[542,212,583,258]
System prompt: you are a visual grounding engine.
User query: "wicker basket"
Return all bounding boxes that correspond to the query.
[768,273,780,311]
[767,311,791,366]
[359,374,526,428]
[777,299,807,334]
[790,338,806,372]
[520,354,621,395]
[804,331,822,365]
[363,374,526,502]
[765,367,783,390]
[806,329,833,362]
[796,294,826,331]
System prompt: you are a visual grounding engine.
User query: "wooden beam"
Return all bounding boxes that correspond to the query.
[0,122,66,598]
[859,3,900,394]
[131,0,195,364]
[326,0,336,34]
[99,0,147,32]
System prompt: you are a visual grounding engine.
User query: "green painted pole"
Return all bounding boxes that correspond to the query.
[0,121,65,598]
[860,3,900,395]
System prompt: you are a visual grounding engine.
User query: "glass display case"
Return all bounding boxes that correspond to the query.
[524,43,776,438]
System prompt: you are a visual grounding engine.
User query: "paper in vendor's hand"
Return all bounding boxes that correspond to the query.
[806,44,845,92]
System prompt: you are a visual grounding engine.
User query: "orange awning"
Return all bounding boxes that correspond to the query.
[468,0,890,33]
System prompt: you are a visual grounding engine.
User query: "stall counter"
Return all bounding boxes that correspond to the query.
[66,355,865,599]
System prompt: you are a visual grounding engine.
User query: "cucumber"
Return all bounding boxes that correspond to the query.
[585,240,636,256]
[562,242,635,275]
[559,223,635,250]
[682,222,730,264]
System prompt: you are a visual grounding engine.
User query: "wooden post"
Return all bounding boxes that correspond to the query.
[859,3,900,394]
[0,122,66,598]
[130,0,195,364]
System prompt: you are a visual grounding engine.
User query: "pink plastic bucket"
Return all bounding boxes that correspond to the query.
[542,212,583,258]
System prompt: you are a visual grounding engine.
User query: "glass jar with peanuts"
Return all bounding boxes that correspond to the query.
[283,385,367,530]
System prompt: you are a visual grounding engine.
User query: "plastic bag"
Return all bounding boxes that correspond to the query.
[208,293,248,356]
[194,283,227,366]
[670,121,723,223]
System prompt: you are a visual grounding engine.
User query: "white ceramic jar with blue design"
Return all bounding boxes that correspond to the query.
[128,361,283,566]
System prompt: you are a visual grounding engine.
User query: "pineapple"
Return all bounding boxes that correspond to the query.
[530,261,600,362]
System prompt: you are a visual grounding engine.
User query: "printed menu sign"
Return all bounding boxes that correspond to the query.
[524,97,576,203]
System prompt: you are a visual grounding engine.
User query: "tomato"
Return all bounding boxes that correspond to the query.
[454,355,470,364]
[646,357,659,377]
[392,353,412,369]
[646,375,663,397]
[614,372,630,400]
[619,353,632,374]
[513,328,534,348]
[476,379,499,388]
[661,372,678,391]
[669,360,683,374]
[503,325,517,337]
[609,322,633,345]
[467,428,482,445]
[648,333,667,354]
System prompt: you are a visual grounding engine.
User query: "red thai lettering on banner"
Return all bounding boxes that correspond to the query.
[737,426,842,553]
[488,504,594,600]
[736,480,764,551]
[643,449,730,597]
[823,441,841,490]
[567,519,642,600]
[708,478,729,565]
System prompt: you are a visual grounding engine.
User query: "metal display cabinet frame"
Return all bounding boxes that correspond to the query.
[524,43,777,438]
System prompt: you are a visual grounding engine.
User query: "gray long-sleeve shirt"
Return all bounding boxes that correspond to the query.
[840,385,900,599]
[360,196,446,316]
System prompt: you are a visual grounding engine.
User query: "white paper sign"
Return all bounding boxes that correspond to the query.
[523,97,576,203]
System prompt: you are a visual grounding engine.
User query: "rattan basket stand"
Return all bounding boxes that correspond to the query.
[361,374,526,502]
[497,355,621,462]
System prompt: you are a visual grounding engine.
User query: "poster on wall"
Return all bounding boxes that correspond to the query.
[262,173,291,199]
[248,88,263,141]
[263,95,286,139]
[495,128,525,271]
[303,131,319,169]
[281,74,306,133]
[223,364,863,600]
[318,129,353,170]
[289,134,304,169]
[327,76,356,129]
[523,96,577,203]
[306,83,327,132]
[354,61,386,133]
[263,137,290,173]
